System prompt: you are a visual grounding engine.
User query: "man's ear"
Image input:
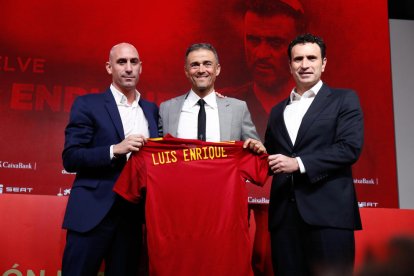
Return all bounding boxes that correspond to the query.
[322,57,327,72]
[215,63,221,76]
[105,61,112,75]
[184,65,190,78]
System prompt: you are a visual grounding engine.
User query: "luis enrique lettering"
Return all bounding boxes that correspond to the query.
[151,146,228,165]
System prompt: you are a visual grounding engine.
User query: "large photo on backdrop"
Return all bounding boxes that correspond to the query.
[0,0,397,208]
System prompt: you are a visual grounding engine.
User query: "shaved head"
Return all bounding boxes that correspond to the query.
[109,42,139,62]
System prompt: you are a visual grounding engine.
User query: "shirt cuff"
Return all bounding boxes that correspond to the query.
[296,157,306,173]
[110,145,115,159]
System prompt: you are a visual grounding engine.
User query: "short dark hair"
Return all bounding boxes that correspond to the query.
[245,0,305,33]
[287,33,326,60]
[185,43,219,64]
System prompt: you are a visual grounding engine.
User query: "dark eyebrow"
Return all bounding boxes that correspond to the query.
[293,56,304,61]
[116,58,140,63]
[117,58,127,63]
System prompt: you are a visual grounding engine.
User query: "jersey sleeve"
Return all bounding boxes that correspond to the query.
[113,152,147,204]
[238,149,269,187]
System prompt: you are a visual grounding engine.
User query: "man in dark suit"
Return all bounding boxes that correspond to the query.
[265,33,363,276]
[62,43,158,275]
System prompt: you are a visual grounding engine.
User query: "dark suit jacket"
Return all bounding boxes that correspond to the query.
[62,89,159,233]
[265,84,363,231]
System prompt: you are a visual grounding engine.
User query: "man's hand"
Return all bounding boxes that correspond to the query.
[268,154,299,174]
[243,138,267,154]
[113,134,147,156]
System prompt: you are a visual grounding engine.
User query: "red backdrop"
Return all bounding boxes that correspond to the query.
[0,0,398,208]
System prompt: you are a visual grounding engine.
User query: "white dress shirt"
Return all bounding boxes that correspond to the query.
[177,90,221,142]
[110,84,149,159]
[284,80,323,173]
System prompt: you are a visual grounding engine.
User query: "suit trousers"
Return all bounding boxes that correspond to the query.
[270,199,355,276]
[62,197,145,276]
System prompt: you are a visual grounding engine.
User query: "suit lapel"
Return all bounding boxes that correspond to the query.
[169,94,187,137]
[244,86,269,140]
[104,89,124,140]
[217,97,232,140]
[294,84,332,147]
[139,100,157,138]
[274,98,294,149]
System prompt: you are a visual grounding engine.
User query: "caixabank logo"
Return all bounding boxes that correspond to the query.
[0,160,37,170]
[354,178,377,185]
[248,197,269,204]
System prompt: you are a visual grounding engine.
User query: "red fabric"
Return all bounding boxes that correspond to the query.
[114,136,269,276]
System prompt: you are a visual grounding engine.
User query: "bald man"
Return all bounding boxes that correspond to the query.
[62,43,159,275]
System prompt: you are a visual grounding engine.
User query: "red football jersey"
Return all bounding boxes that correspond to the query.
[114,136,269,276]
